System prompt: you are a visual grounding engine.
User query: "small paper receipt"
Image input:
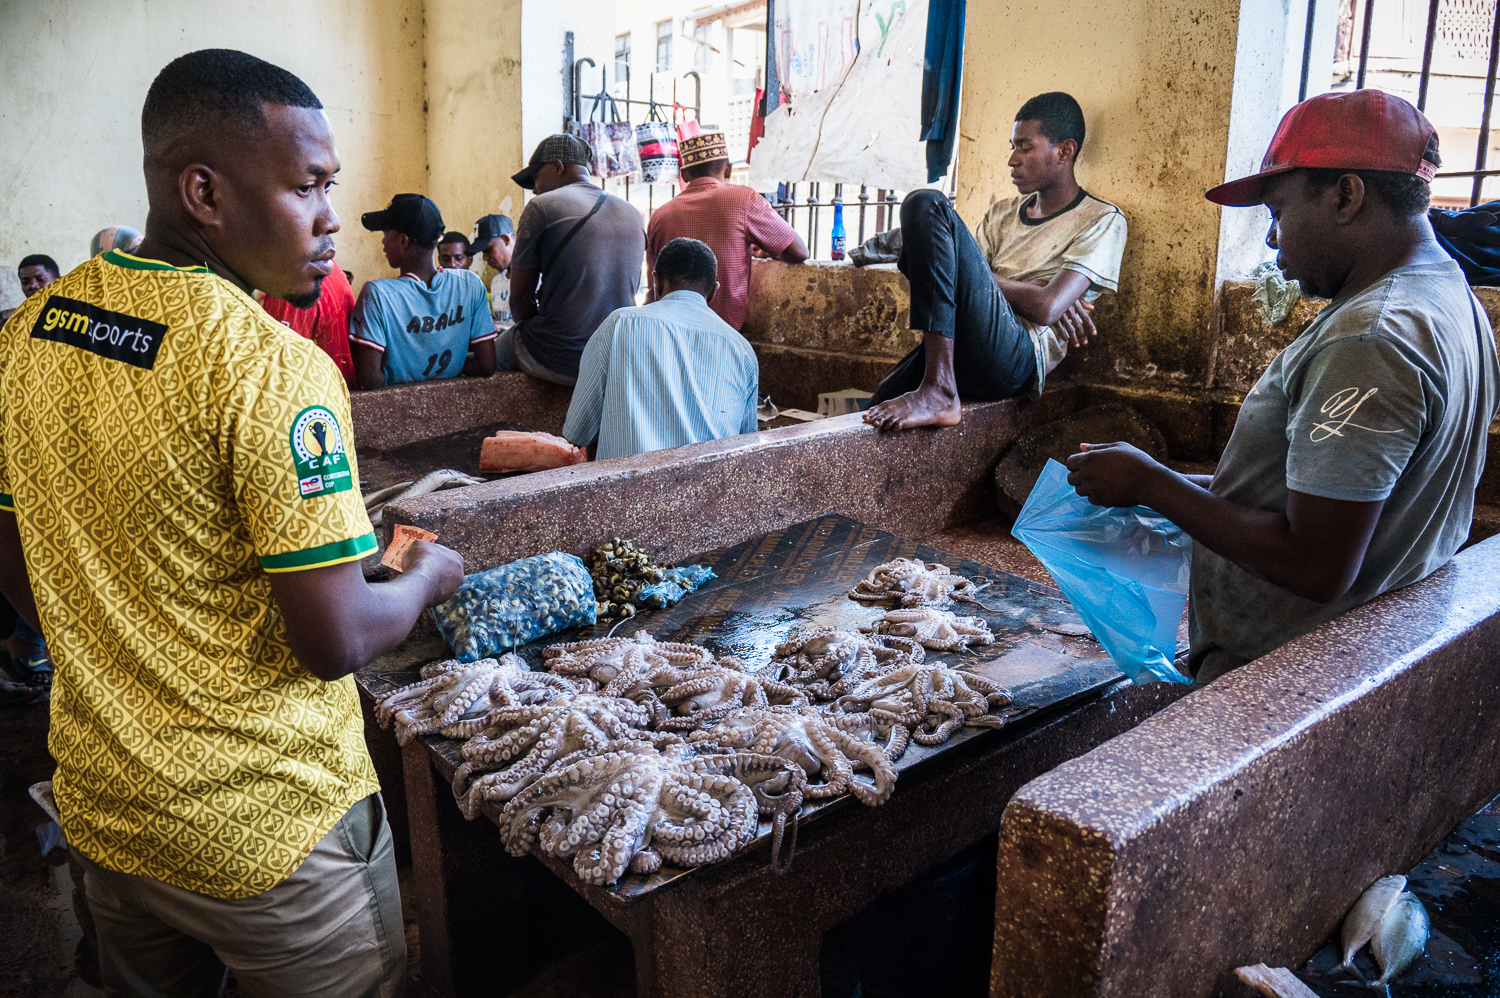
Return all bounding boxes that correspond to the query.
[382,524,438,572]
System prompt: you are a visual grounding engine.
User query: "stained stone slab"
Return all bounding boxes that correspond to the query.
[992,403,1167,518]
[349,371,572,452]
[989,534,1500,998]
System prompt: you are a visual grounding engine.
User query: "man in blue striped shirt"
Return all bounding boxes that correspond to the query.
[563,238,759,461]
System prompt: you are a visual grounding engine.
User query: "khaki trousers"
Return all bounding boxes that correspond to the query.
[74,793,405,998]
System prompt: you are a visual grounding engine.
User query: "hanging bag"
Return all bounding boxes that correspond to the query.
[583,95,639,179]
[635,101,679,184]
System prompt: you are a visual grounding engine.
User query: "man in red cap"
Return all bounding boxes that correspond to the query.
[1065,89,1498,683]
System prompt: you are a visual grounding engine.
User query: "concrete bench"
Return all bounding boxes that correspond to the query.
[989,534,1500,998]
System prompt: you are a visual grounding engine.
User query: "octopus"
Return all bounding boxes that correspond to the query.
[863,607,995,652]
[372,655,579,746]
[499,736,807,886]
[451,694,652,819]
[543,633,716,691]
[606,658,810,732]
[689,705,899,806]
[831,662,1012,747]
[848,558,982,609]
[767,628,925,701]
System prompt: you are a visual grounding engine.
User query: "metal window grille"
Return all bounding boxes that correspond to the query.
[1298,0,1500,205]
[656,20,673,73]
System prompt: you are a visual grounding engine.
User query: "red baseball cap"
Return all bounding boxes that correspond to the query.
[1205,90,1438,207]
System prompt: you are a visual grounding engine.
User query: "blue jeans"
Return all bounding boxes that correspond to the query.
[871,190,1036,404]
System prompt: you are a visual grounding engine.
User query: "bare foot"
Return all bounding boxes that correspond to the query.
[862,385,962,431]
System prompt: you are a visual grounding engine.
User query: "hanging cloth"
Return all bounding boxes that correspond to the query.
[1430,203,1500,286]
[919,0,966,184]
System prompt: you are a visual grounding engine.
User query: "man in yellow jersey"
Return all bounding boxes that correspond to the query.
[0,49,463,997]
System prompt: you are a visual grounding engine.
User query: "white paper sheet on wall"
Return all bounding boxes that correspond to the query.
[752,0,929,192]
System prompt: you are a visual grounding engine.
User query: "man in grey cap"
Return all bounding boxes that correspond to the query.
[471,212,516,333]
[503,134,646,385]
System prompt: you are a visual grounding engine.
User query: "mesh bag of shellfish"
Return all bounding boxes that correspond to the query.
[431,551,598,662]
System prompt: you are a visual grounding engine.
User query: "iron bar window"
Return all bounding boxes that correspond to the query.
[1298,0,1500,206]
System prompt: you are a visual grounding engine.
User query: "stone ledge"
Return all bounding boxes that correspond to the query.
[349,372,572,452]
[989,534,1500,998]
[1212,280,1500,395]
[384,400,1033,571]
[743,258,917,356]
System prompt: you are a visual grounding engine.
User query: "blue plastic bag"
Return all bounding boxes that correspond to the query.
[431,551,597,662]
[1012,460,1191,684]
[634,565,716,609]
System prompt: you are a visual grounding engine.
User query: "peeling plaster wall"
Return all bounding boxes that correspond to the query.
[956,0,1242,383]
[424,0,526,246]
[0,0,427,293]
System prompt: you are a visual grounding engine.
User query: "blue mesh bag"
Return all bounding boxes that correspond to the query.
[431,551,597,662]
[1012,460,1192,685]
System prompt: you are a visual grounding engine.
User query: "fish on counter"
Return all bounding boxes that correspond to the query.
[479,430,588,474]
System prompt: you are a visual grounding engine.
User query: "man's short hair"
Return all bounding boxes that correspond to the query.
[142,49,322,168]
[1302,133,1443,218]
[18,254,59,278]
[1016,92,1086,152]
[439,231,469,248]
[656,237,717,293]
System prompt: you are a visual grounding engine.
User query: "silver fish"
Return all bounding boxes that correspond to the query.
[1340,874,1407,976]
[365,469,484,527]
[1370,891,1428,987]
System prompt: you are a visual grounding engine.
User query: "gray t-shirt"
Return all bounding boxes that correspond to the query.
[512,182,646,378]
[1190,259,1498,678]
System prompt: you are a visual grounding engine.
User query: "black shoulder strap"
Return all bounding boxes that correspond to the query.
[540,190,609,274]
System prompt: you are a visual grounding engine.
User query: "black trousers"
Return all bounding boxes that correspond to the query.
[871,190,1036,404]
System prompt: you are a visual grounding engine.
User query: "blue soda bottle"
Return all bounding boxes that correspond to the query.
[830,202,847,260]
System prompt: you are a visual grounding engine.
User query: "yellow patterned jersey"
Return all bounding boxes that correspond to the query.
[0,251,380,898]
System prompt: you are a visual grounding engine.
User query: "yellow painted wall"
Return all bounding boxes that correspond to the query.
[0,0,427,292]
[424,0,525,249]
[956,0,1241,379]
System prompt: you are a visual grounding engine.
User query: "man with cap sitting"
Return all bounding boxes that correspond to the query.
[505,134,645,385]
[645,132,807,332]
[471,212,516,334]
[1065,89,1498,684]
[350,193,496,388]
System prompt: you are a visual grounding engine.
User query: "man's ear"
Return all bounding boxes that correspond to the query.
[1335,173,1367,221]
[1057,139,1079,166]
[704,280,719,305]
[179,164,221,229]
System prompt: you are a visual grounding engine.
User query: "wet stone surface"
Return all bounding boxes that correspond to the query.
[1297,798,1500,997]
[360,513,1119,901]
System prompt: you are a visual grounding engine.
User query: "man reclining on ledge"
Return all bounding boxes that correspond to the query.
[1067,90,1499,684]
[864,91,1128,431]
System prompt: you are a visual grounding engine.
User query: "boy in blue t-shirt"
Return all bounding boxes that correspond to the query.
[350,194,496,387]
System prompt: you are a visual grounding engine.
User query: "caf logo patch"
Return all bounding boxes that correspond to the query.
[289,406,353,499]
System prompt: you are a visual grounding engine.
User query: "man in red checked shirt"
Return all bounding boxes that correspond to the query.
[646,132,808,331]
[262,261,357,388]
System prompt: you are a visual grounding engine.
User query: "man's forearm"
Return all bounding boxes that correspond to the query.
[1135,468,1347,601]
